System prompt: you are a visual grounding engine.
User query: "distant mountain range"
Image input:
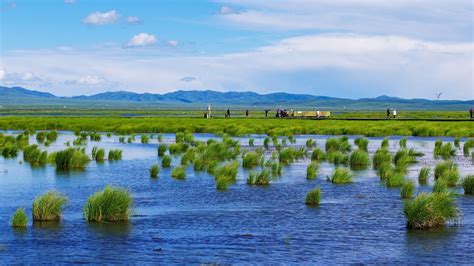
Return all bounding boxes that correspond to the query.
[1,86,472,110]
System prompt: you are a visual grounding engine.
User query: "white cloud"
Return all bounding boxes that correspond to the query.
[0,68,5,80]
[219,5,239,15]
[126,16,142,25]
[64,0,76,4]
[78,75,106,85]
[1,34,472,99]
[167,40,179,46]
[83,10,119,25]
[126,33,157,48]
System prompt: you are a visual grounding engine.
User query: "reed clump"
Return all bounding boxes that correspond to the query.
[247,169,271,186]
[214,161,239,190]
[327,151,348,165]
[141,134,149,144]
[181,148,196,165]
[32,191,67,221]
[23,144,48,166]
[306,138,316,148]
[434,160,459,187]
[461,175,474,195]
[171,166,186,180]
[311,148,326,162]
[242,150,263,168]
[403,192,458,229]
[108,149,122,161]
[83,186,133,223]
[306,162,319,180]
[11,208,28,227]
[401,180,415,198]
[158,144,167,157]
[53,148,90,170]
[372,148,392,169]
[434,142,456,159]
[150,164,160,178]
[328,168,353,184]
[399,137,407,148]
[349,150,370,169]
[385,172,405,188]
[161,155,172,168]
[354,137,368,151]
[418,167,430,185]
[463,139,474,156]
[89,132,101,141]
[305,188,321,206]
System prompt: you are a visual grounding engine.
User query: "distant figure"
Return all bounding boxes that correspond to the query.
[265,109,269,118]
[276,109,280,118]
[246,109,249,117]
[470,108,474,119]
[393,109,397,119]
[207,104,211,119]
[226,108,231,118]
[204,112,207,119]
[316,110,321,118]
[386,108,390,119]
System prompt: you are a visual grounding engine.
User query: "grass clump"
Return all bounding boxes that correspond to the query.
[54,148,90,170]
[108,149,122,161]
[1,143,18,158]
[150,164,160,178]
[403,192,458,229]
[373,148,392,169]
[11,208,28,227]
[463,139,474,156]
[89,132,101,141]
[158,144,167,157]
[454,138,460,148]
[36,132,46,143]
[141,134,149,144]
[399,137,407,148]
[306,138,316,148]
[32,191,67,221]
[249,138,255,147]
[310,148,326,162]
[169,143,189,155]
[181,148,196,165]
[46,131,58,142]
[434,160,459,187]
[434,142,456,159]
[214,161,239,190]
[328,168,353,184]
[171,166,186,180]
[247,169,271,186]
[381,138,389,149]
[433,179,449,193]
[306,162,319,180]
[349,150,370,170]
[354,137,368,151]
[23,144,48,166]
[418,167,430,185]
[161,155,172,168]
[325,137,351,153]
[401,180,415,198]
[305,188,321,206]
[83,186,133,223]
[242,150,263,168]
[263,136,270,149]
[377,163,394,181]
[327,151,348,165]
[386,172,405,188]
[92,147,105,161]
[461,175,474,195]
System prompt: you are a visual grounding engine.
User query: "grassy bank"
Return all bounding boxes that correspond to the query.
[0,116,472,137]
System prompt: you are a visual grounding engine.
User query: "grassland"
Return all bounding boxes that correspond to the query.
[0,116,472,137]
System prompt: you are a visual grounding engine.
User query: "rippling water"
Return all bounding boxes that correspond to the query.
[0,132,473,263]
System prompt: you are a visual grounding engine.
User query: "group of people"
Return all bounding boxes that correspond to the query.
[386,108,397,119]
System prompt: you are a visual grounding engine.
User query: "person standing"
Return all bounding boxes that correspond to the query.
[246,109,249,117]
[470,108,473,119]
[386,108,390,119]
[226,108,231,118]
[265,109,269,118]
[393,109,397,119]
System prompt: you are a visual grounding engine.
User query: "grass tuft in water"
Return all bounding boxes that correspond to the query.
[418,167,430,185]
[434,160,459,187]
[403,192,458,229]
[141,134,149,144]
[247,169,271,186]
[373,148,392,169]
[401,180,415,198]
[463,139,474,156]
[157,144,167,157]
[354,137,368,151]
[214,161,239,190]
[54,148,90,170]
[108,149,122,161]
[32,191,67,221]
[461,175,474,195]
[310,148,326,162]
[249,138,255,147]
[327,151,348,165]
[306,162,319,180]
[385,172,405,188]
[23,144,48,166]
[434,142,456,159]
[150,164,160,178]
[11,208,28,227]
[306,138,316,148]
[349,150,370,169]
[242,150,263,168]
[161,155,172,168]
[381,138,389,149]
[83,186,132,223]
[171,166,186,180]
[399,137,407,148]
[328,168,352,184]
[305,188,321,206]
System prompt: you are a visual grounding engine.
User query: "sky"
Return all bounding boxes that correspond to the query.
[0,0,473,100]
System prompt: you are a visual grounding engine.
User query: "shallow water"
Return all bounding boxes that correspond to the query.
[0,132,473,264]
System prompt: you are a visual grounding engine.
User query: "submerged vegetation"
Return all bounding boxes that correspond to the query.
[32,191,68,221]
[83,186,133,223]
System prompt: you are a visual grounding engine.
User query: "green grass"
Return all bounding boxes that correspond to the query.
[23,144,48,166]
[108,149,122,161]
[434,160,459,187]
[399,137,407,148]
[377,163,394,181]
[171,166,186,180]
[181,148,196,165]
[418,167,430,185]
[349,150,370,169]
[327,151,348,165]
[310,148,326,162]
[403,192,458,229]
[53,148,90,170]
[354,137,368,151]
[454,138,461,148]
[249,138,255,147]
[150,164,160,178]
[372,148,392,169]
[242,150,263,168]
[92,147,105,161]
[463,139,474,156]
[401,180,415,198]
[306,138,316,148]
[306,162,319,180]
[1,143,18,158]
[161,155,172,168]
[433,179,449,193]
[461,175,474,195]
[158,144,167,157]
[11,208,28,227]
[2,116,472,137]
[83,186,133,223]
[381,138,389,149]
[36,132,46,143]
[141,134,149,144]
[325,137,351,153]
[247,169,271,186]
[169,143,189,155]
[434,142,456,159]
[32,191,67,221]
[329,168,353,184]
[385,172,405,188]
[89,132,101,141]
[305,188,321,206]
[214,161,239,190]
[263,136,270,149]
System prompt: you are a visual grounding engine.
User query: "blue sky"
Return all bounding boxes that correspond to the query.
[0,0,473,99]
